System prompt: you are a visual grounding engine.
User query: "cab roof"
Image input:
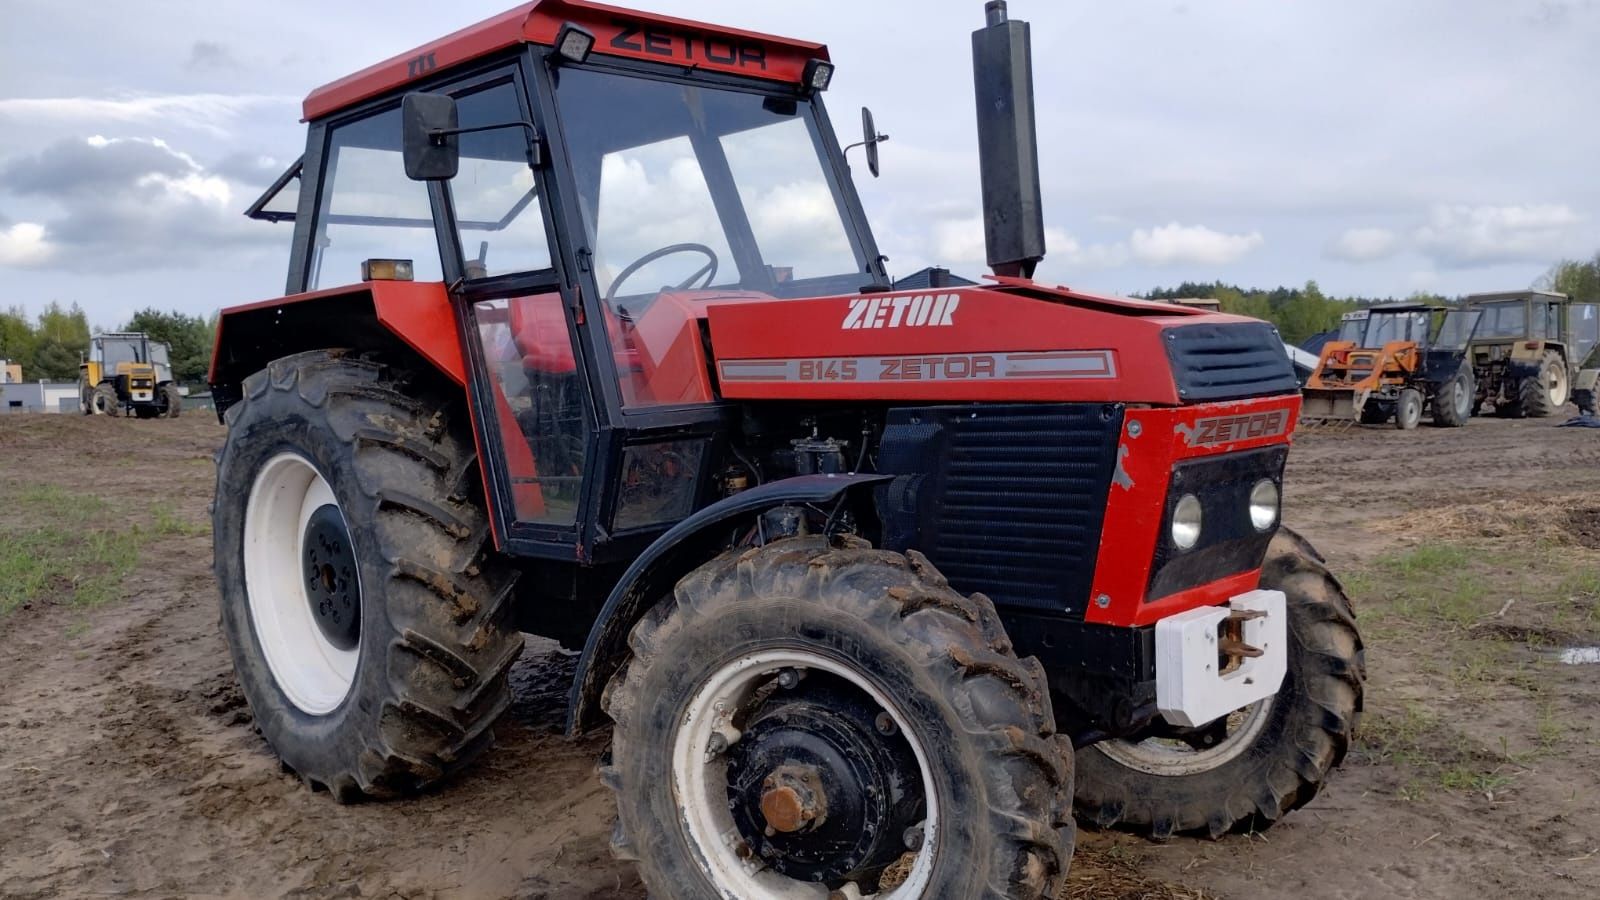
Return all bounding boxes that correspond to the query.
[302,0,828,121]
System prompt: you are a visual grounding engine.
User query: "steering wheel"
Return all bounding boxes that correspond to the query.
[605,243,719,304]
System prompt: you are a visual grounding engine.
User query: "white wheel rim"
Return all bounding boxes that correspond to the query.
[671,649,940,899]
[243,452,360,715]
[1095,696,1275,776]
[1550,364,1569,406]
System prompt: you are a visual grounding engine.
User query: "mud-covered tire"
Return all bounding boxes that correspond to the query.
[1073,526,1365,839]
[1429,365,1473,427]
[161,383,183,418]
[1519,350,1567,418]
[213,349,522,801]
[93,383,120,417]
[602,536,1074,899]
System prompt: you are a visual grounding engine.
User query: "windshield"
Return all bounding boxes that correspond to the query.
[1337,314,1367,343]
[1475,301,1527,339]
[554,68,869,307]
[1434,309,1480,349]
[1363,311,1429,347]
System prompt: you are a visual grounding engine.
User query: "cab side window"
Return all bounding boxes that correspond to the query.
[310,108,443,289]
[450,80,553,279]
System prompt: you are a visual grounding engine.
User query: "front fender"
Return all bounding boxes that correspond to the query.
[565,473,890,734]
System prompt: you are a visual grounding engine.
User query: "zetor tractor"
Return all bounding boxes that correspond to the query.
[1465,290,1600,418]
[1300,304,1479,429]
[209,2,1364,896]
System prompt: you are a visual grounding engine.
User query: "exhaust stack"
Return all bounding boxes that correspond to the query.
[971,0,1045,279]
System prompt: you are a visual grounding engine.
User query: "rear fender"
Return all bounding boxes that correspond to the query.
[208,282,464,417]
[565,473,890,734]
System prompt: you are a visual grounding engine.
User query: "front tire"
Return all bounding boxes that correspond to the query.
[1393,388,1423,430]
[1073,527,1365,839]
[1429,364,1473,427]
[161,383,183,418]
[214,350,522,800]
[603,537,1074,899]
[93,383,120,417]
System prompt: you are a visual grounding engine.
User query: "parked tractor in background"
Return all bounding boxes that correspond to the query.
[1300,304,1479,429]
[80,332,183,418]
[1465,291,1600,418]
[206,2,1364,896]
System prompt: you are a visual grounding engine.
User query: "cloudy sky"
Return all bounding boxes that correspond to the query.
[1,0,1596,328]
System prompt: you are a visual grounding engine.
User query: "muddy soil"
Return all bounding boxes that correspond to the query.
[2,413,1598,898]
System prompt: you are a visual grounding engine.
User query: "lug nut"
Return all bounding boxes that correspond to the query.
[874,712,898,736]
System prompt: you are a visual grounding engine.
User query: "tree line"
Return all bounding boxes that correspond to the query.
[0,303,216,386]
[1143,251,1600,347]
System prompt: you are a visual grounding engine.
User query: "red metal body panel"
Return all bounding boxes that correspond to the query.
[705,285,1236,404]
[302,0,827,121]
[209,281,463,385]
[1084,395,1301,627]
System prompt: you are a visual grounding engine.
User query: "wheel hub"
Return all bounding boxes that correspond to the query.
[301,503,359,651]
[724,678,924,885]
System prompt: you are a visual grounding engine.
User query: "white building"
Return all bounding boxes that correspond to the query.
[0,381,80,413]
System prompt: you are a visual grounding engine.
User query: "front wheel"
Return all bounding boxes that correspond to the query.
[1394,388,1423,430]
[1073,527,1365,839]
[603,537,1074,899]
[213,350,522,800]
[1430,365,1473,427]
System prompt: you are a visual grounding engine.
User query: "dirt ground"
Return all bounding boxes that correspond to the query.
[3,412,1599,899]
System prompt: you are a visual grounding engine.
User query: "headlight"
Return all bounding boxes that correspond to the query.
[1171,493,1203,550]
[1249,479,1280,531]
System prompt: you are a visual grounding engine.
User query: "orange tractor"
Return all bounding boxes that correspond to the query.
[1301,304,1480,428]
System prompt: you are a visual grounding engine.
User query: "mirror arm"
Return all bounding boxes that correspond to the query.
[842,133,889,161]
[427,121,543,165]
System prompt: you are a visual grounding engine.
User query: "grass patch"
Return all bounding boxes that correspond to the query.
[1354,702,1515,798]
[151,501,209,537]
[0,484,143,616]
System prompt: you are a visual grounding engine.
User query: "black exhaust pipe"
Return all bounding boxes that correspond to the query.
[972,0,1045,279]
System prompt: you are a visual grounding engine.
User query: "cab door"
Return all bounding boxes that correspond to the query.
[424,65,603,561]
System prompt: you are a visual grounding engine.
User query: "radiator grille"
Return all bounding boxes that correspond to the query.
[1164,322,1299,402]
[876,404,1122,615]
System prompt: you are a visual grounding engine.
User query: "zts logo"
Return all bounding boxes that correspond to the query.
[842,294,959,330]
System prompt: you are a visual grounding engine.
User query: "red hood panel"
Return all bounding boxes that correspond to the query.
[705,285,1231,405]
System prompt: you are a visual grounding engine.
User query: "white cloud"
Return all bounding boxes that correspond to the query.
[0,222,53,267]
[1326,227,1400,262]
[1414,203,1584,267]
[1129,222,1264,266]
[0,93,294,138]
[932,217,987,269]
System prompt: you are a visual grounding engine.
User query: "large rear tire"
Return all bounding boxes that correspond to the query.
[603,536,1074,899]
[213,350,522,801]
[1519,350,1567,418]
[1073,527,1365,839]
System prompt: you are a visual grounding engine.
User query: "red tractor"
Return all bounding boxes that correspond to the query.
[212,2,1363,896]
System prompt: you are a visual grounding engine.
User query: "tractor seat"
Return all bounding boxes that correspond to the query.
[508,296,640,376]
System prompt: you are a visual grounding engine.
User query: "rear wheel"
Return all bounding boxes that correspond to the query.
[1429,365,1473,427]
[603,537,1073,899]
[1073,527,1365,839]
[214,350,522,800]
[1519,350,1568,417]
[1394,388,1423,430]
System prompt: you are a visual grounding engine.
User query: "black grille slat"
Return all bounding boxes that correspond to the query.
[1163,323,1300,402]
[876,403,1122,616]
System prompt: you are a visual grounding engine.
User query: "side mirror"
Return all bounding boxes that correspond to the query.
[861,107,887,178]
[402,93,460,181]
